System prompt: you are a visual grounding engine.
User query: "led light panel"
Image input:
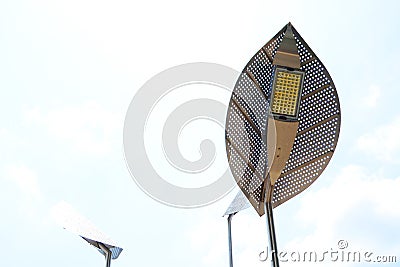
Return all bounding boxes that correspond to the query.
[271,69,304,118]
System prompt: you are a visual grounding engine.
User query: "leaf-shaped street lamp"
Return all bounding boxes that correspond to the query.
[225,22,341,267]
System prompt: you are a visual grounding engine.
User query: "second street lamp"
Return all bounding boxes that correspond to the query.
[53,201,123,267]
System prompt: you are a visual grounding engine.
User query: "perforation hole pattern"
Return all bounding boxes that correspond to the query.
[225,102,267,180]
[284,117,339,172]
[264,31,285,60]
[298,86,340,132]
[246,50,274,97]
[295,35,313,63]
[273,154,331,204]
[301,59,330,96]
[226,137,264,207]
[233,73,268,132]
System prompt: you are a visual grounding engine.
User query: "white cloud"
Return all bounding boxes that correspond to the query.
[0,128,8,137]
[24,101,119,155]
[2,164,43,218]
[357,116,400,162]
[0,128,25,149]
[5,164,42,201]
[362,85,381,108]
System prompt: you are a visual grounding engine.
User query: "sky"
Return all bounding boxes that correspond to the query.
[1,0,400,266]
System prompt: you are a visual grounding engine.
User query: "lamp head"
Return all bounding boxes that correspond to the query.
[270,67,304,121]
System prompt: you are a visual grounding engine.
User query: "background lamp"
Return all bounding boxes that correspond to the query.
[53,201,123,267]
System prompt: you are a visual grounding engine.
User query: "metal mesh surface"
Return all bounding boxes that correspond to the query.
[225,24,341,215]
[53,201,123,259]
[223,190,251,216]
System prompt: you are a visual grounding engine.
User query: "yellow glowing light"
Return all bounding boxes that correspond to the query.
[271,69,303,117]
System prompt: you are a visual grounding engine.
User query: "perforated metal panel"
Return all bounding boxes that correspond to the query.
[54,201,123,259]
[223,190,251,216]
[225,24,341,215]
